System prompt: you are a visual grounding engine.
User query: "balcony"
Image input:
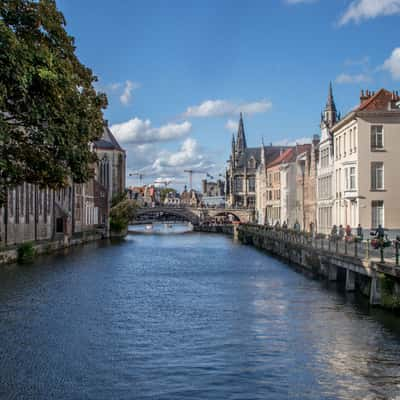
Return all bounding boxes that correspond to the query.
[343,189,358,200]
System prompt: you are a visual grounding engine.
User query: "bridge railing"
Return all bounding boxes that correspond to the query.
[240,224,400,266]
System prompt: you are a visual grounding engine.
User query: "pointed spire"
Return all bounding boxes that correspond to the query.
[323,82,337,127]
[236,112,247,153]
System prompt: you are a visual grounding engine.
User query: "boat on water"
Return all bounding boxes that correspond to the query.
[145,224,153,231]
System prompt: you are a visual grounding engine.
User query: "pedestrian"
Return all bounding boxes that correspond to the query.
[339,225,344,240]
[294,220,301,232]
[357,224,363,240]
[345,224,352,239]
[331,224,337,238]
[375,224,385,239]
[282,220,288,230]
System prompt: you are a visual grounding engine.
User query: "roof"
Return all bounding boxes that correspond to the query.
[94,123,124,152]
[267,148,295,168]
[357,88,394,112]
[266,144,311,168]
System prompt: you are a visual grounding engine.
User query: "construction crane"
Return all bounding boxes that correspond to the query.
[183,169,206,191]
[129,172,145,185]
[153,179,186,187]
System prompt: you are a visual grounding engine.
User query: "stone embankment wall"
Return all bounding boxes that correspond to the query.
[197,223,400,310]
[194,225,234,235]
[237,225,400,310]
[0,231,103,265]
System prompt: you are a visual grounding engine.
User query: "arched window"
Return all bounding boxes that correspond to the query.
[248,157,256,169]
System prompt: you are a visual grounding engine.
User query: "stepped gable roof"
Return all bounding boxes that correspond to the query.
[94,122,125,152]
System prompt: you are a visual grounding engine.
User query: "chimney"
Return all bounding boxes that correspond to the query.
[360,89,368,103]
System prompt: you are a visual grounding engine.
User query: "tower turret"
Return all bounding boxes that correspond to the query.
[236,112,247,155]
[322,82,337,128]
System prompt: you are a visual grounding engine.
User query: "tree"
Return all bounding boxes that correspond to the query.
[109,199,137,233]
[0,0,107,205]
[160,187,176,202]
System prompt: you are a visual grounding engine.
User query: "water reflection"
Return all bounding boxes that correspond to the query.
[128,222,193,234]
[0,233,399,399]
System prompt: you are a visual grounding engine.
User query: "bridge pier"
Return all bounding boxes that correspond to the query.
[345,269,356,291]
[369,275,381,305]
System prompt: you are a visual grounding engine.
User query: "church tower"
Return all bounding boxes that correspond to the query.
[235,112,247,159]
[321,82,338,129]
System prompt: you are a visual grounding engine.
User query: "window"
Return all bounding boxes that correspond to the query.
[349,167,356,190]
[371,201,384,228]
[234,176,243,192]
[248,176,256,192]
[345,167,356,190]
[371,125,384,150]
[371,162,384,190]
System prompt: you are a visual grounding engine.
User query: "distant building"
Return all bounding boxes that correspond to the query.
[164,191,181,207]
[226,114,284,209]
[201,179,224,197]
[180,187,201,207]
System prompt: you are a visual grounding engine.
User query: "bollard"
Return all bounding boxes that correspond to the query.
[396,241,399,266]
[366,239,370,260]
[344,239,348,255]
[354,238,358,257]
[336,238,339,254]
[328,236,331,252]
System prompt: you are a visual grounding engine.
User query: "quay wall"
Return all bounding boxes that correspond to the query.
[0,231,103,265]
[198,223,400,310]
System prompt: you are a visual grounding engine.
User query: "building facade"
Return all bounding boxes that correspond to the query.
[331,89,400,233]
[0,122,125,248]
[317,84,338,234]
[227,114,285,210]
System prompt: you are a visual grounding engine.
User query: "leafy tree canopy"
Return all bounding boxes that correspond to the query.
[0,0,107,204]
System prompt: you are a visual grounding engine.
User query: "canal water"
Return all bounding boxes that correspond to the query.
[1,229,400,400]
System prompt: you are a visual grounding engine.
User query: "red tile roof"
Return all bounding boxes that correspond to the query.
[357,89,393,111]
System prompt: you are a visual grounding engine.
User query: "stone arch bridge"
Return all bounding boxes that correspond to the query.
[132,206,254,225]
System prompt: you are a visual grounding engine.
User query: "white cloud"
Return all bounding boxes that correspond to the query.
[120,80,139,105]
[339,0,400,25]
[273,137,312,146]
[110,118,192,144]
[335,73,372,84]
[225,119,238,132]
[183,99,272,118]
[382,48,400,80]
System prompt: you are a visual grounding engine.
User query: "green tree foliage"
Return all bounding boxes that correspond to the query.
[109,199,137,233]
[160,187,176,202]
[0,0,107,205]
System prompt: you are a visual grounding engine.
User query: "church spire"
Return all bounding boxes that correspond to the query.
[236,112,247,153]
[323,82,337,128]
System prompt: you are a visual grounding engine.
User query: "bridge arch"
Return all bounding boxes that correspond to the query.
[133,207,200,225]
[212,211,241,222]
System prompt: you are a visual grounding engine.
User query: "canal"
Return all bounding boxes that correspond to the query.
[1,230,400,399]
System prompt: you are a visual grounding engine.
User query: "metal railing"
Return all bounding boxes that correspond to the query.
[240,224,400,266]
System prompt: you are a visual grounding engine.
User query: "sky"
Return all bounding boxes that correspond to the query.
[57,0,400,189]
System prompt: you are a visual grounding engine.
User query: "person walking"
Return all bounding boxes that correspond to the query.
[339,225,345,240]
[345,224,352,240]
[357,224,363,240]
[331,225,337,239]
[375,224,385,239]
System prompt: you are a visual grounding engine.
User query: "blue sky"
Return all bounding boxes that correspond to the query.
[57,0,400,188]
